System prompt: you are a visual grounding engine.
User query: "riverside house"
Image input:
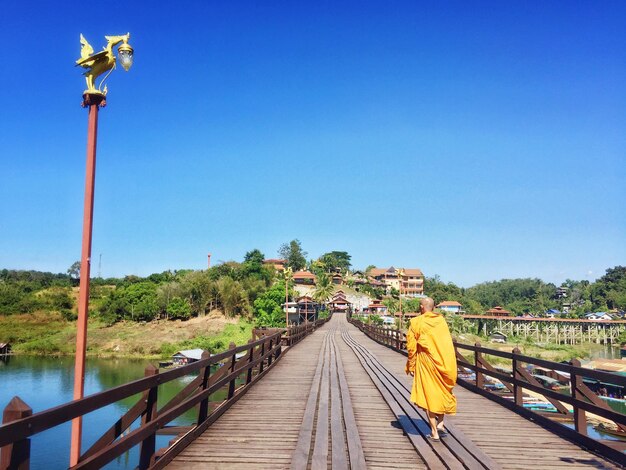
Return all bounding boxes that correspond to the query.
[172,349,205,366]
[436,301,463,314]
[486,306,513,317]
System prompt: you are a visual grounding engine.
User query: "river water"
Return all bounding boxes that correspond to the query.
[0,356,197,469]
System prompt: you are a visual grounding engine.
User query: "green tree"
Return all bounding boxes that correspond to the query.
[253,281,292,327]
[166,297,192,320]
[124,282,159,321]
[319,251,352,273]
[67,261,81,285]
[278,239,307,271]
[244,249,265,268]
[217,277,249,317]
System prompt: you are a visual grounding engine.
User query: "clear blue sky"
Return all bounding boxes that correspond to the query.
[1,1,624,287]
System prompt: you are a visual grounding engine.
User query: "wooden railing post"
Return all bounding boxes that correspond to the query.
[475,343,484,390]
[228,342,237,399]
[1,396,32,470]
[246,339,254,385]
[197,351,212,424]
[259,339,266,374]
[267,338,274,367]
[275,334,282,361]
[570,358,587,435]
[512,347,523,406]
[139,364,159,470]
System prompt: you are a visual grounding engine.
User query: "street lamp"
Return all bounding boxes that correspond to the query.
[397,268,405,329]
[284,267,293,328]
[71,32,133,467]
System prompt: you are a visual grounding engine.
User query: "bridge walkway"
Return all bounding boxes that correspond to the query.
[346,316,619,470]
[167,313,620,469]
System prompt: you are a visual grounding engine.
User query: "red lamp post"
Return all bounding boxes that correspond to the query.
[70,92,105,466]
[70,33,133,466]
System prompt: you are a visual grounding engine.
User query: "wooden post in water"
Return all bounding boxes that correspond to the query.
[1,397,32,470]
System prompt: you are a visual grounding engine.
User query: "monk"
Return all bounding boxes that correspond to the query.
[405,297,457,441]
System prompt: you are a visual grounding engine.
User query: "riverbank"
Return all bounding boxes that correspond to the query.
[0,310,255,358]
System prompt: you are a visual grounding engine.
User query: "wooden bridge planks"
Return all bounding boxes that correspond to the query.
[345,319,621,470]
[166,330,327,469]
[335,329,427,469]
[291,328,366,470]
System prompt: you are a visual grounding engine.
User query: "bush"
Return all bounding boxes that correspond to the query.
[21,337,62,355]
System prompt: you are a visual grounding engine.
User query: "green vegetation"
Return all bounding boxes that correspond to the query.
[1,253,624,356]
[158,321,255,356]
[278,239,307,271]
[423,266,626,317]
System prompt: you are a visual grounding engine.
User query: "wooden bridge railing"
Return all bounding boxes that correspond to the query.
[348,316,626,465]
[0,317,329,470]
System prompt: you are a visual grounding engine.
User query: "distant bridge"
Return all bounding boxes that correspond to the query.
[1,313,625,469]
[460,315,626,345]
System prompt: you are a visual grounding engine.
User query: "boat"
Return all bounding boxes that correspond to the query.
[595,423,626,440]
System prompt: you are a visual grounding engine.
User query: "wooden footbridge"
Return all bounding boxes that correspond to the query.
[1,313,625,469]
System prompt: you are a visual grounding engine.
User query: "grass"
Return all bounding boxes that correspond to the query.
[0,310,256,358]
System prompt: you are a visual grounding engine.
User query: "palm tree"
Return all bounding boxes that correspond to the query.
[313,272,334,307]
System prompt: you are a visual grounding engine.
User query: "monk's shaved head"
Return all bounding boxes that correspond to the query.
[420,297,435,312]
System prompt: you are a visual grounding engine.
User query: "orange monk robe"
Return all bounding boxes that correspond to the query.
[405,311,457,414]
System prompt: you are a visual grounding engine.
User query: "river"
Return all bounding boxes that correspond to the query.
[0,355,198,469]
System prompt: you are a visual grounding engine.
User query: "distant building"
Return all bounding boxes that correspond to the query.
[368,266,424,297]
[0,343,11,356]
[264,259,287,272]
[365,299,388,316]
[332,273,343,285]
[293,271,316,285]
[172,349,205,365]
[486,306,513,317]
[297,295,319,323]
[585,312,612,321]
[436,301,463,314]
[328,290,352,313]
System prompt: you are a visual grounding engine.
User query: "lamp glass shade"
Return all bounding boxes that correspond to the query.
[118,47,133,71]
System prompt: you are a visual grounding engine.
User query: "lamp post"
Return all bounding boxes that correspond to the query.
[284,267,292,328]
[71,33,133,467]
[397,269,405,329]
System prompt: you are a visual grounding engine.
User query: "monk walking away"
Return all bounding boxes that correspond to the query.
[405,297,457,441]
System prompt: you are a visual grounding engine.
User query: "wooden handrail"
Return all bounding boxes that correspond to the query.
[347,315,626,461]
